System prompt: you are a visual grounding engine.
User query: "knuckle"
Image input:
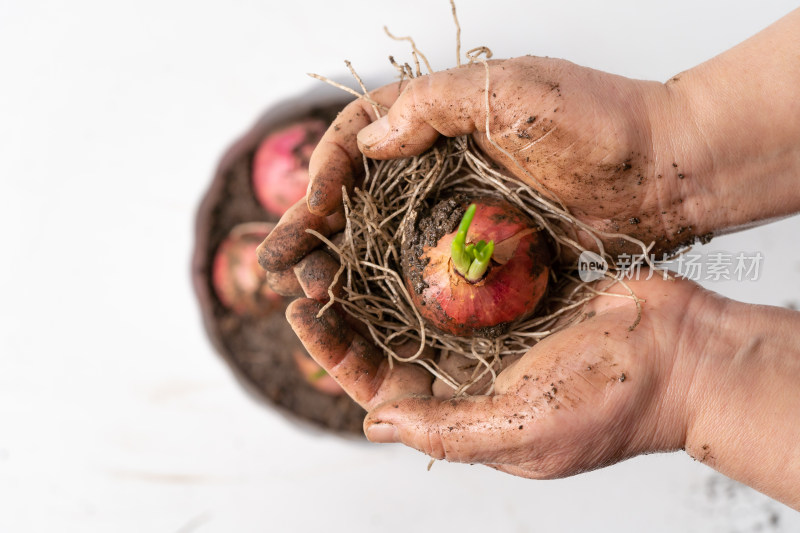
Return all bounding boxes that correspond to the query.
[402,75,433,115]
[266,269,302,297]
[423,425,448,461]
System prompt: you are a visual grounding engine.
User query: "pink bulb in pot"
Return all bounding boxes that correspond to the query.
[252,119,327,216]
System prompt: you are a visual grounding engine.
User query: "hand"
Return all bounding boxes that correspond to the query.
[259,55,705,274]
[287,272,716,478]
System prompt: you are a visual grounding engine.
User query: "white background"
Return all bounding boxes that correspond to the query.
[2,0,799,531]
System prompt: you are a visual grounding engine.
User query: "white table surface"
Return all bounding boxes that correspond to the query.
[1,0,799,531]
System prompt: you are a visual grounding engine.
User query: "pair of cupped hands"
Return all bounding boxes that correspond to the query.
[258,57,737,478]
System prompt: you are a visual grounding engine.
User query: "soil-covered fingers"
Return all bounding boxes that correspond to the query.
[356,63,492,159]
[286,298,431,410]
[265,249,342,300]
[307,82,407,216]
[265,269,303,297]
[363,393,530,464]
[292,250,344,301]
[257,196,345,272]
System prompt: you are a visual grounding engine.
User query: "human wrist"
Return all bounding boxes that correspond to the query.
[652,282,727,451]
[637,77,718,253]
[682,296,800,508]
[659,66,761,237]
[679,289,738,456]
[652,19,800,240]
[607,278,722,456]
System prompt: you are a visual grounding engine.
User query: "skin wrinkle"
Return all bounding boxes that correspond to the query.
[323,138,358,169]
[593,363,616,383]
[675,288,723,438]
[328,353,355,380]
[344,361,375,396]
[431,397,521,463]
[611,87,671,246]
[498,463,548,480]
[569,365,605,394]
[517,126,558,153]
[366,359,392,404]
[552,391,576,413]
[524,438,597,478]
[517,367,585,412]
[516,391,547,419]
[670,81,716,195]
[412,73,474,139]
[600,373,620,407]
[498,441,543,470]
[427,421,444,460]
[624,320,678,449]
[551,135,580,161]
[651,84,706,241]
[510,114,531,134]
[625,89,670,237]
[342,337,378,384]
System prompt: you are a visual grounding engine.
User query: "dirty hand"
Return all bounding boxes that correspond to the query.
[287,274,707,477]
[287,255,800,509]
[259,56,695,273]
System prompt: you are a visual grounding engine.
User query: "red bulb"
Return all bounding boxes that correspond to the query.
[404,197,551,337]
[252,119,326,216]
[212,222,283,316]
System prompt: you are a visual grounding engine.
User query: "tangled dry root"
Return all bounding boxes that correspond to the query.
[308,2,655,395]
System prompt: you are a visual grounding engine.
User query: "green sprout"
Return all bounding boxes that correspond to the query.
[451,204,494,282]
[309,367,328,381]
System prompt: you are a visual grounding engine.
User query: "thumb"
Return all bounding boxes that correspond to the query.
[363,393,530,464]
[356,63,487,159]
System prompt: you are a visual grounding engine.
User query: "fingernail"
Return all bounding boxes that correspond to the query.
[366,422,398,443]
[357,116,390,148]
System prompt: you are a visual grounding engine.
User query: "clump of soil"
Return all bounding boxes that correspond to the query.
[401,193,468,294]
